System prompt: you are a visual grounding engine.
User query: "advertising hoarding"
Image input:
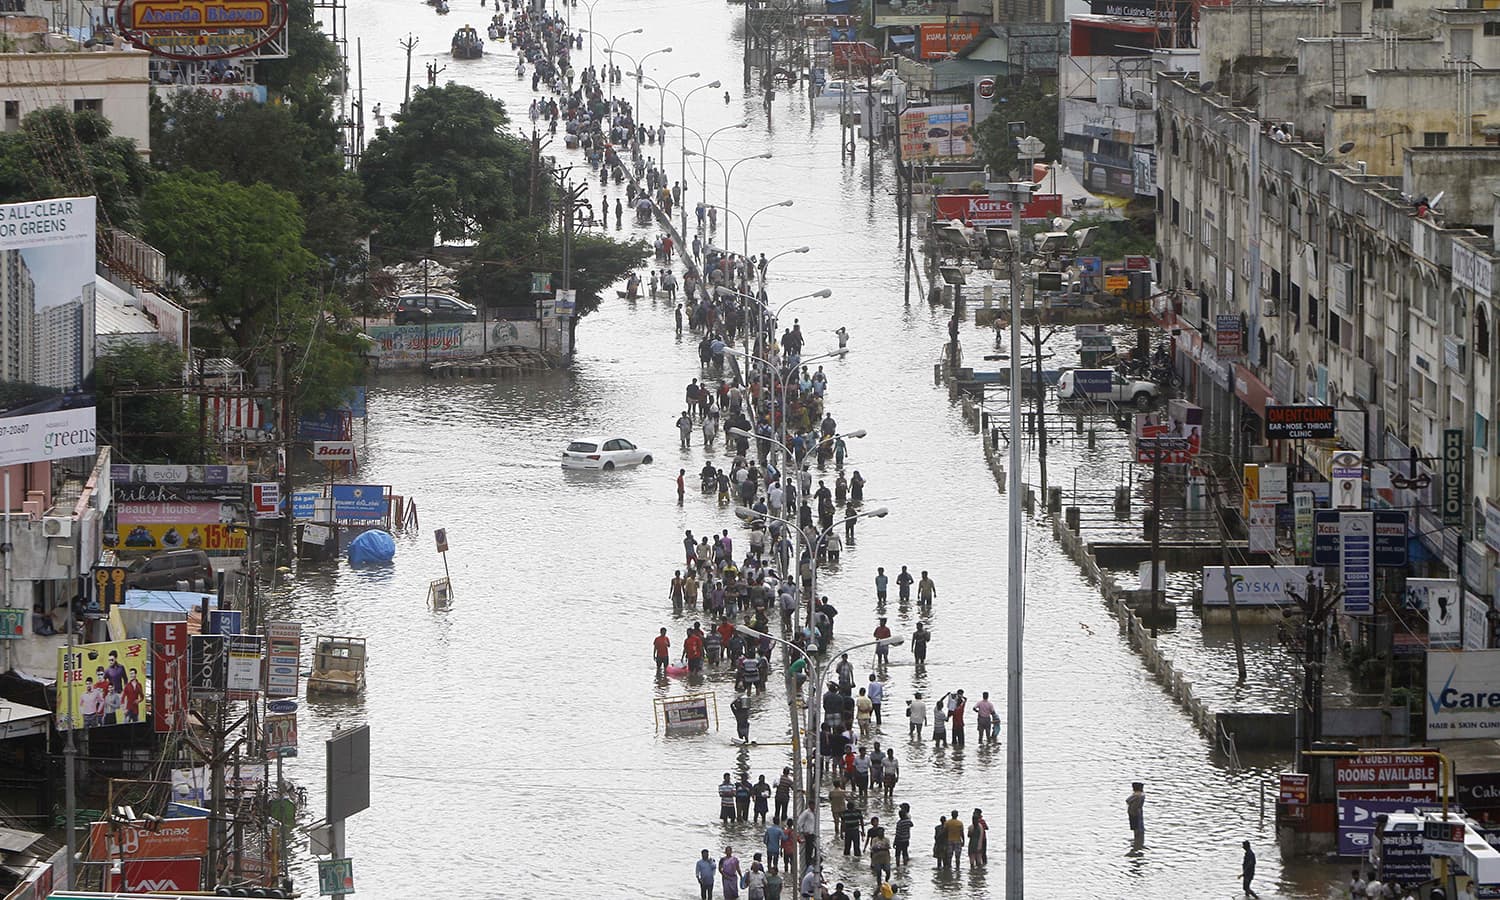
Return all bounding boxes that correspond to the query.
[1264,405,1336,439]
[265,620,301,698]
[1340,512,1374,615]
[899,105,974,161]
[117,0,289,61]
[1200,566,1320,606]
[0,406,97,467]
[87,817,208,861]
[917,22,982,58]
[118,521,246,552]
[152,621,188,734]
[57,638,149,730]
[1427,649,1500,739]
[0,197,97,397]
[331,484,387,520]
[932,193,1063,226]
[1408,578,1461,649]
[106,857,203,892]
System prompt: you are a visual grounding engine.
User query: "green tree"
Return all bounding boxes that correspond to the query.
[150,91,371,294]
[458,223,649,318]
[95,342,203,463]
[1074,214,1156,264]
[974,79,1059,180]
[0,108,152,228]
[140,169,316,354]
[359,83,530,251]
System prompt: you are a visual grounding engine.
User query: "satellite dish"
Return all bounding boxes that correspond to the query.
[1337,140,1356,154]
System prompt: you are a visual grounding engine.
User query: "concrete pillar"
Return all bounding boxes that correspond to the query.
[1065,505,1080,532]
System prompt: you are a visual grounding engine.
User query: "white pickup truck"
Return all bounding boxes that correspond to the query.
[1057,368,1160,408]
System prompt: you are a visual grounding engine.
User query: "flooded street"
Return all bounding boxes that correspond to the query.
[272,0,1345,895]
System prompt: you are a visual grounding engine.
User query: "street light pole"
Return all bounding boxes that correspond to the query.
[673,79,721,234]
[737,625,902,889]
[742,199,794,258]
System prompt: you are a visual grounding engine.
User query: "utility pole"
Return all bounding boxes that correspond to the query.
[1149,443,1162,637]
[400,34,418,108]
[276,342,294,554]
[1032,315,1047,490]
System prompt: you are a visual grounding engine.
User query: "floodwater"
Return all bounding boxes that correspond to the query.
[268,0,1349,895]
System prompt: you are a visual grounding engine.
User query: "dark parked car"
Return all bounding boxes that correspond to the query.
[125,549,214,591]
[394,294,479,325]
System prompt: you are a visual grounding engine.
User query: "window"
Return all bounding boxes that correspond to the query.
[1309,294,1320,328]
[1291,282,1302,323]
[1486,21,1500,35]
[1172,199,1180,227]
[72,99,102,114]
[1329,313,1343,346]
[1270,269,1282,299]
[1477,413,1490,453]
[1372,0,1392,8]
[3,101,17,131]
[1423,131,1449,147]
[1478,305,1491,358]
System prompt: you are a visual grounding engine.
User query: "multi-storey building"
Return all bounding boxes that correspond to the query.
[1155,8,1500,607]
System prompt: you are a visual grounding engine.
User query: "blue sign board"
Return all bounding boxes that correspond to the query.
[1378,828,1432,884]
[1337,795,1439,857]
[1072,369,1113,394]
[1341,512,1374,615]
[298,409,350,442]
[166,801,210,819]
[1374,510,1409,567]
[343,387,368,418]
[208,609,242,636]
[291,490,319,520]
[1316,509,1409,568]
[331,484,387,520]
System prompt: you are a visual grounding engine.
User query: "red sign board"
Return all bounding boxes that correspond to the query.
[1335,754,1441,787]
[933,193,1063,226]
[88,817,209,861]
[151,621,188,734]
[1125,254,1152,270]
[917,22,983,58]
[107,857,203,893]
[831,41,881,68]
[1279,773,1310,805]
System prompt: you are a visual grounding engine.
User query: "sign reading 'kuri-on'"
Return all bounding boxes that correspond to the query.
[1264,405,1337,440]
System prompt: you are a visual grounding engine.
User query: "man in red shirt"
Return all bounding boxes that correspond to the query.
[653,628,671,675]
[717,619,737,654]
[873,618,892,665]
[122,669,144,723]
[685,628,705,673]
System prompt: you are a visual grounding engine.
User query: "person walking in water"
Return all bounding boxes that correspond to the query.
[653,628,671,674]
[696,849,717,899]
[907,691,927,739]
[1127,782,1146,842]
[1241,841,1259,897]
[917,570,936,607]
[895,566,913,602]
[678,411,694,448]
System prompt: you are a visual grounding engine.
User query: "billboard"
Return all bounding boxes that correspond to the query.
[87,817,209,861]
[1408,578,1461,649]
[265,711,298,758]
[117,0,289,61]
[932,193,1064,226]
[899,105,974,161]
[265,620,301,697]
[1264,405,1336,440]
[0,198,97,397]
[1337,790,1440,856]
[117,521,247,552]
[331,484,387,520]
[151,621,189,734]
[225,634,263,700]
[57,638,149,730]
[327,723,371,822]
[1200,566,1320,606]
[0,405,97,467]
[1427,649,1500,738]
[107,857,203,892]
[917,22,983,58]
[1340,512,1374,615]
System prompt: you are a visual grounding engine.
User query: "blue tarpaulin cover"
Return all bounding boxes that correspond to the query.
[347,529,397,566]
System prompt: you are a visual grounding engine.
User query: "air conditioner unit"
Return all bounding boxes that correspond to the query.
[1262,299,1279,317]
[42,516,72,538]
[1250,444,1271,463]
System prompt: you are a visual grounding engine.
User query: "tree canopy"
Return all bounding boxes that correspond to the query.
[0,108,152,228]
[141,169,316,354]
[95,342,202,463]
[360,83,531,251]
[974,79,1059,180]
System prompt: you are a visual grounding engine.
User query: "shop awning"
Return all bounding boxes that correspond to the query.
[0,700,50,741]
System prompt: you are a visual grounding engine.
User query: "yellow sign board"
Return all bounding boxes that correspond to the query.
[1105,275,1130,293]
[57,638,151,730]
[131,0,272,30]
[118,522,247,552]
